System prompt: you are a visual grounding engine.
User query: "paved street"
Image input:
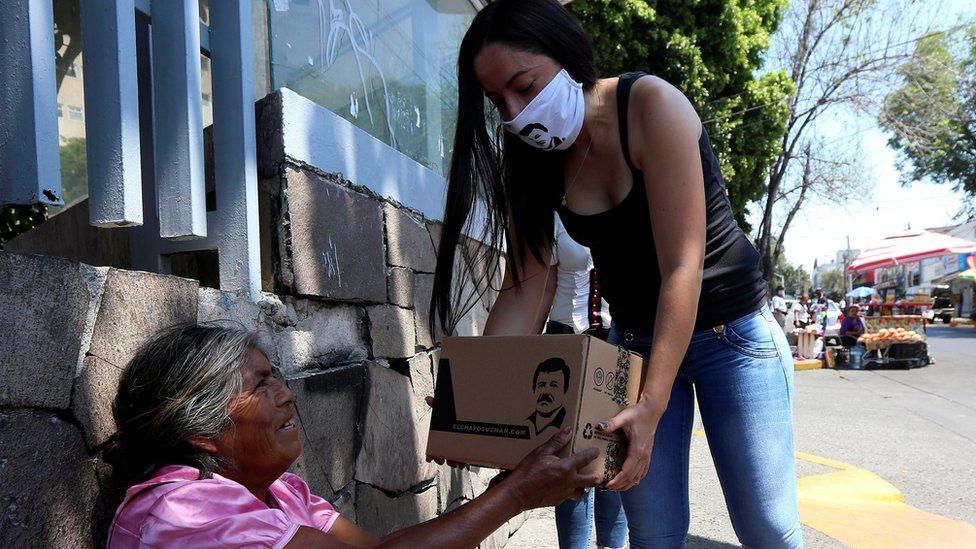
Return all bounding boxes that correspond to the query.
[507,325,976,548]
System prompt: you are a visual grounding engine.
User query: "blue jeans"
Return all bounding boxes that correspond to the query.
[606,305,802,548]
[555,487,628,548]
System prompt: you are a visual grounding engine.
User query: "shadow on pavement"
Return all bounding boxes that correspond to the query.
[686,535,741,548]
[927,327,976,340]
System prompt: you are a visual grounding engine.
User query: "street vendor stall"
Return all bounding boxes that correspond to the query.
[849,230,976,274]
[840,231,976,369]
[862,314,926,336]
[855,327,929,369]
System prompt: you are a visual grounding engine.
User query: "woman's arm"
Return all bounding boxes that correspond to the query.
[600,76,706,491]
[483,231,555,336]
[287,428,599,548]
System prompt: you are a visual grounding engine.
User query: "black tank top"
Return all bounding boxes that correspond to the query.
[556,72,767,332]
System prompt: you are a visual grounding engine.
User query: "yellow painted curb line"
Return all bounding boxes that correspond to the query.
[794,359,822,371]
[692,433,976,547]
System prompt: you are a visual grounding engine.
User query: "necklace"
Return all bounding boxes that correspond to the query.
[562,137,593,207]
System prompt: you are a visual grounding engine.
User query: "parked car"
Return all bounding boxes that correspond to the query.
[931,287,955,324]
[823,300,841,335]
[910,285,954,323]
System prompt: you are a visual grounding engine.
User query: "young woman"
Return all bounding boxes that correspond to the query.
[430,1,801,547]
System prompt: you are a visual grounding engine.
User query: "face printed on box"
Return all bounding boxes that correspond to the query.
[528,358,569,436]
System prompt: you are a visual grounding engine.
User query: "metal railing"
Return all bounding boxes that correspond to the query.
[0,0,262,297]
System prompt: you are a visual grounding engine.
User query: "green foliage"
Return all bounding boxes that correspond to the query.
[881,27,976,213]
[774,252,810,296]
[820,268,846,298]
[569,0,794,227]
[59,137,88,205]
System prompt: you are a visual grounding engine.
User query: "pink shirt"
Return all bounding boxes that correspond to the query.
[108,465,340,548]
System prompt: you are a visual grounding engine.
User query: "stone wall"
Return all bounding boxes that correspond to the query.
[0,167,515,548]
[1,87,517,547]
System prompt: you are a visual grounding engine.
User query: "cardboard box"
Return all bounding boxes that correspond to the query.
[426,334,644,484]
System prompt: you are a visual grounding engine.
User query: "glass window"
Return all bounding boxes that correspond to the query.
[50,0,88,213]
[267,0,477,177]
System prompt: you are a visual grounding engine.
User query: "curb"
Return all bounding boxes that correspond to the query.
[794,359,822,371]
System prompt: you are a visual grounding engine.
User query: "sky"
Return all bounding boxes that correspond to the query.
[749,0,976,275]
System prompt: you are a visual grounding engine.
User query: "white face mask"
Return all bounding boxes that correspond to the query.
[502,69,585,151]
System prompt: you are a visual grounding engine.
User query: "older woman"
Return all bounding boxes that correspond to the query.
[105,323,599,548]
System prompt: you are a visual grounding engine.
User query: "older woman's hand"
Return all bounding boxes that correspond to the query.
[502,426,601,510]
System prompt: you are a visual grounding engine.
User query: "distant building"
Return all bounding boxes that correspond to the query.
[920,222,976,316]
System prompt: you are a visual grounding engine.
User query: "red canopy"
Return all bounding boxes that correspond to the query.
[849,230,976,272]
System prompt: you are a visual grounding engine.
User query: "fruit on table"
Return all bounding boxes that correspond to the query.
[857,327,924,345]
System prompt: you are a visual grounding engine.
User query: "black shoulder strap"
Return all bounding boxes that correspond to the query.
[616,71,648,172]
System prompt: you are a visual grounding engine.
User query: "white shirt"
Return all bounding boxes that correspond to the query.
[791,301,809,323]
[771,295,788,314]
[549,217,611,333]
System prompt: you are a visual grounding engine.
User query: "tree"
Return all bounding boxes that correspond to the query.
[772,242,811,295]
[820,268,845,298]
[880,27,976,216]
[58,138,88,205]
[569,0,794,228]
[755,0,945,282]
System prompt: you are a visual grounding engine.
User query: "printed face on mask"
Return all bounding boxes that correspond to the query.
[474,45,585,151]
[518,123,564,151]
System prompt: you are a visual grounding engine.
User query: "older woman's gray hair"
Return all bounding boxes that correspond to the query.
[103,322,259,487]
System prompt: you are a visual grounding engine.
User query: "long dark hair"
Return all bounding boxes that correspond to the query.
[431,0,598,333]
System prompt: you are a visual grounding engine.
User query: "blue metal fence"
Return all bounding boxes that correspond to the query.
[0,0,262,297]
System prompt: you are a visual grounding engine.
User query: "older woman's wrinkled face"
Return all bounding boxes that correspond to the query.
[215,348,300,484]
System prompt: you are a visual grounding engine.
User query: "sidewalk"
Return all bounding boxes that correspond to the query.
[506,431,837,548]
[506,327,976,547]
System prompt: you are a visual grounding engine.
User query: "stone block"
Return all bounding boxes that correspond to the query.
[284,168,386,302]
[356,483,438,538]
[355,362,436,492]
[367,305,416,359]
[288,363,367,500]
[469,465,503,497]
[0,252,101,409]
[413,272,439,349]
[508,511,527,535]
[72,355,125,449]
[275,301,368,376]
[0,411,104,548]
[88,268,198,369]
[387,266,414,308]
[197,287,278,358]
[437,464,474,514]
[384,203,436,273]
[328,484,357,524]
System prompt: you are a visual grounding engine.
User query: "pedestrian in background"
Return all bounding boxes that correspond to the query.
[793,295,811,328]
[771,286,789,330]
